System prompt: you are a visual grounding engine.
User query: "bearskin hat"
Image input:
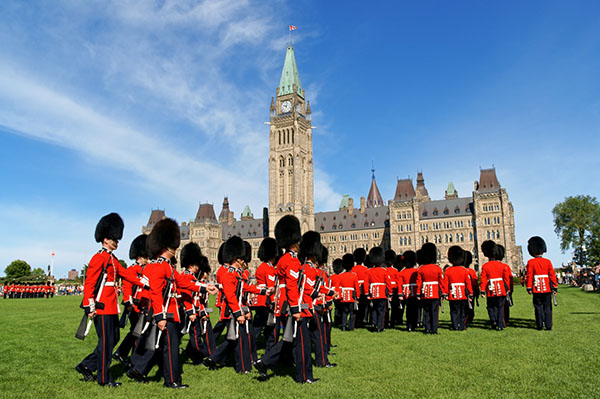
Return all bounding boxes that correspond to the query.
[463,251,473,268]
[243,241,252,264]
[332,258,344,275]
[385,249,396,267]
[181,242,203,269]
[258,237,280,263]
[527,236,547,256]
[342,253,355,272]
[368,247,385,267]
[402,250,417,268]
[217,242,225,265]
[481,240,498,260]
[223,236,245,264]
[364,254,372,268]
[129,234,148,260]
[447,246,465,266]
[299,231,322,263]
[320,246,329,266]
[421,242,438,265]
[94,213,124,243]
[274,215,301,249]
[496,244,506,261]
[147,218,180,259]
[198,255,211,277]
[353,247,367,265]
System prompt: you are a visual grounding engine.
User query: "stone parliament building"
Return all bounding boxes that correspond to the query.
[142,44,523,273]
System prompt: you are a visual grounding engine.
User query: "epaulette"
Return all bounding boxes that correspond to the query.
[228,266,236,273]
[287,250,297,258]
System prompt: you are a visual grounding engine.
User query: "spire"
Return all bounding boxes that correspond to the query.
[278,45,303,98]
[445,181,458,199]
[366,167,384,208]
[477,167,501,192]
[416,172,429,198]
[241,205,254,221]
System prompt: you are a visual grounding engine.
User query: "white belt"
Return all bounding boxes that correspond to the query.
[451,283,465,287]
[279,284,286,288]
[257,284,267,288]
[490,278,503,282]
[371,283,385,286]
[358,280,365,283]
[342,288,354,291]
[105,282,115,287]
[423,282,438,286]
[403,283,417,288]
[534,275,548,279]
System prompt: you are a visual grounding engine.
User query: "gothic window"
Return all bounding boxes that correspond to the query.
[469,232,473,241]
[279,156,284,168]
[278,130,281,145]
[487,231,491,239]
[497,230,500,239]
[443,208,449,215]
[292,129,294,144]
[423,211,428,217]
[433,209,438,216]
[288,155,293,166]
[455,206,460,214]
[287,129,290,144]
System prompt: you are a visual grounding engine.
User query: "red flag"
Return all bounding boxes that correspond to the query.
[289,25,298,31]
[51,251,55,257]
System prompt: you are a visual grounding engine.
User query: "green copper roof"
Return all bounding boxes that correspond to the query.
[278,45,303,98]
[241,205,253,218]
[339,194,350,209]
[446,181,456,195]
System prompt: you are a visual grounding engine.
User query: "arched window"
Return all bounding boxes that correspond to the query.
[292,128,294,144]
[287,129,290,144]
[497,230,500,239]
[288,155,293,166]
[278,130,281,145]
[279,156,285,168]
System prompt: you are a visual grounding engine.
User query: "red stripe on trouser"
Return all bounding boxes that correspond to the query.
[316,317,325,365]
[239,332,246,372]
[193,324,200,351]
[166,325,174,383]
[248,330,253,362]
[101,316,105,382]
[205,329,212,356]
[300,321,306,381]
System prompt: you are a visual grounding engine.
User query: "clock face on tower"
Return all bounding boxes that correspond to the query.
[280,100,292,113]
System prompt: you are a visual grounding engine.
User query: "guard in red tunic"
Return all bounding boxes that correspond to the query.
[250,237,280,351]
[398,251,418,331]
[525,236,558,330]
[416,243,445,334]
[480,240,512,331]
[338,253,360,331]
[330,258,343,326]
[463,252,478,327]
[112,234,148,363]
[444,246,473,331]
[142,218,217,388]
[385,250,400,328]
[365,247,394,332]
[75,213,147,387]
[497,245,514,325]
[351,248,369,328]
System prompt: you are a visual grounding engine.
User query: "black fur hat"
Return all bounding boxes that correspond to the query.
[463,251,473,268]
[319,246,329,266]
[527,236,547,256]
[353,248,367,265]
[364,254,372,268]
[198,255,211,277]
[332,258,343,274]
[181,242,203,269]
[95,213,124,243]
[385,249,396,267]
[368,247,385,267]
[274,215,301,248]
[258,237,280,263]
[217,242,225,265]
[223,236,245,264]
[147,218,180,259]
[129,234,148,260]
[496,244,506,261]
[299,231,322,263]
[481,240,498,260]
[243,241,252,264]
[447,246,465,266]
[421,242,438,265]
[402,250,417,268]
[342,253,355,272]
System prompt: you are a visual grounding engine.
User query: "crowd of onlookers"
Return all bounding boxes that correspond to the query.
[564,266,600,291]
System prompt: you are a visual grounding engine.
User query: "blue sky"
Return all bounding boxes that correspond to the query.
[1,1,599,278]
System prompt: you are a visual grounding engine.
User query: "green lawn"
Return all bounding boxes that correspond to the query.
[1,286,599,398]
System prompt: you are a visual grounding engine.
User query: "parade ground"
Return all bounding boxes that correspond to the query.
[1,285,598,398]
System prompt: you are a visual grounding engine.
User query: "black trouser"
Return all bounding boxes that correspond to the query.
[79,314,120,385]
[187,317,217,360]
[129,328,158,376]
[213,320,253,372]
[390,293,400,327]
[157,321,183,385]
[114,311,139,359]
[371,298,387,332]
[449,300,467,331]
[533,293,552,329]
[309,313,329,366]
[340,302,355,330]
[404,297,419,331]
[212,319,226,340]
[421,299,439,333]
[333,300,342,327]
[293,317,313,383]
[324,310,332,352]
[486,296,506,329]
[357,294,369,327]
[251,307,268,345]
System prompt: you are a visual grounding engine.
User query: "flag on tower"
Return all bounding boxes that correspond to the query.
[289,25,298,31]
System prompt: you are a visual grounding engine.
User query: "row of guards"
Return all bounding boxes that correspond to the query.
[2,282,55,298]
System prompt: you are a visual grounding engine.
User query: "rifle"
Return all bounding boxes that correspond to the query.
[506,292,513,307]
[266,276,278,327]
[119,306,130,328]
[75,257,109,340]
[552,291,558,306]
[155,272,176,350]
[439,287,444,314]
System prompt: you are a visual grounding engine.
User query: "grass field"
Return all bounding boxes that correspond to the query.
[1,285,599,398]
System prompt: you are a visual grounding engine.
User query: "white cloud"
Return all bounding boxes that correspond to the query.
[314,167,343,212]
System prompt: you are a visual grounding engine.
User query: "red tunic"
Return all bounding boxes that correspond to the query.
[250,262,276,307]
[215,264,228,309]
[351,264,369,295]
[83,249,143,315]
[338,271,360,303]
[480,260,512,297]
[526,257,557,293]
[416,264,445,299]
[398,267,419,298]
[330,274,342,299]
[279,251,301,315]
[387,266,400,294]
[443,266,473,300]
[365,267,394,299]
[219,266,266,321]
[121,262,143,306]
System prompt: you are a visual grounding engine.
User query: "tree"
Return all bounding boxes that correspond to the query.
[553,195,600,267]
[4,260,32,279]
[31,267,47,280]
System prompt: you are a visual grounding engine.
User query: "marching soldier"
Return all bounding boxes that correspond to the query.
[351,248,369,328]
[416,243,445,334]
[525,236,558,330]
[497,244,514,325]
[364,247,393,332]
[398,251,419,332]
[329,258,343,327]
[385,250,400,328]
[338,253,360,331]
[75,213,148,387]
[480,240,512,331]
[444,246,473,331]
[464,252,478,327]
